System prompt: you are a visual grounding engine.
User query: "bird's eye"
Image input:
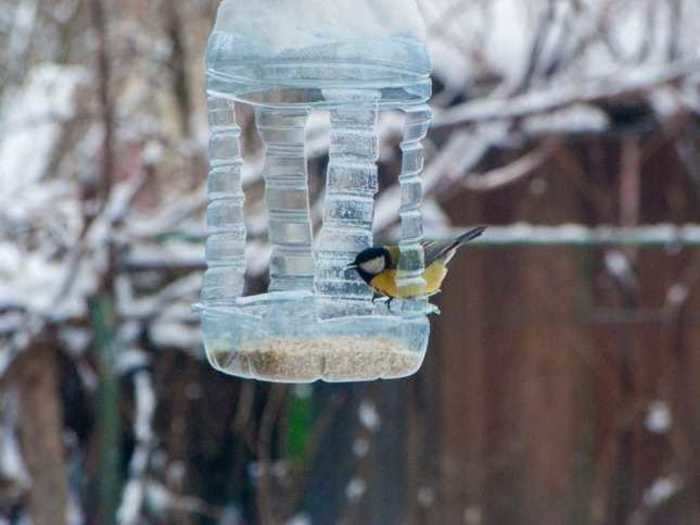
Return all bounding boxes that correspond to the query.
[359,257,385,275]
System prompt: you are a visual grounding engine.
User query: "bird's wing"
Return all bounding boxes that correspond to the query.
[386,242,450,269]
[386,227,485,268]
[422,239,456,266]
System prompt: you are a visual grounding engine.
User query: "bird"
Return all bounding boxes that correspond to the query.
[345,226,486,305]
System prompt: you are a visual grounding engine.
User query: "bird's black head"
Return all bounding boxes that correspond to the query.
[346,247,392,284]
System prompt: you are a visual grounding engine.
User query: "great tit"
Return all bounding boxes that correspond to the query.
[346,226,485,302]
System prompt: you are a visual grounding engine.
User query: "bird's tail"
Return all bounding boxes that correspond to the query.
[454,226,486,247]
[432,226,486,262]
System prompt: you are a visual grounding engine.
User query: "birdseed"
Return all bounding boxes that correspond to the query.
[211,336,422,382]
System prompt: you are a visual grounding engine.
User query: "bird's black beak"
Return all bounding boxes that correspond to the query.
[344,263,358,271]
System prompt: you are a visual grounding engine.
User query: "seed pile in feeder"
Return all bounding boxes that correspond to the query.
[226,336,422,382]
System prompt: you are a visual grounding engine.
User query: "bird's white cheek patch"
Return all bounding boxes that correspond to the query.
[360,257,385,275]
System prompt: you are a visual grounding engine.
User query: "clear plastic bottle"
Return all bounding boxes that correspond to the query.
[200,0,433,382]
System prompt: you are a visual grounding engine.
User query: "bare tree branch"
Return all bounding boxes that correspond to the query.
[462,140,557,191]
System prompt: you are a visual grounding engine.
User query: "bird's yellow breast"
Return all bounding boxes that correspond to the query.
[368,262,448,299]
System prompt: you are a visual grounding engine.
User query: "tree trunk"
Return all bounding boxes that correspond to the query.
[15,340,67,525]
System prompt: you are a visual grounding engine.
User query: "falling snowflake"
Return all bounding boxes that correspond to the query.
[645,401,672,434]
[358,400,380,431]
[643,476,682,507]
[345,477,367,502]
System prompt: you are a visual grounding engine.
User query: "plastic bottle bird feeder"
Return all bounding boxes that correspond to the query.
[199,0,434,382]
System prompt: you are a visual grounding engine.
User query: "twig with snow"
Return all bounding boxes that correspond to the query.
[434,57,700,128]
[461,140,557,191]
[116,352,157,525]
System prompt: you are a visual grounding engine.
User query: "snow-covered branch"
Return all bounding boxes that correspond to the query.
[116,351,156,525]
[434,57,700,128]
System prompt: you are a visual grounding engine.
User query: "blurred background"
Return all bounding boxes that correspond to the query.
[1,0,700,524]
